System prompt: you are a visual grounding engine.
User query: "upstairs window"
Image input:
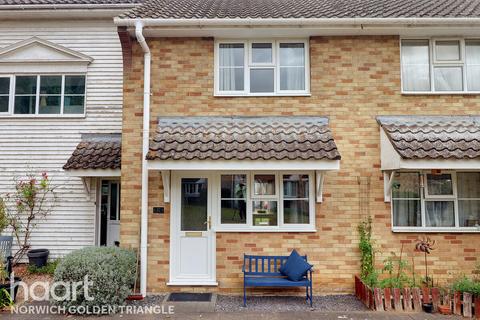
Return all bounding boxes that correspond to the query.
[401,38,480,93]
[0,74,86,116]
[215,40,309,96]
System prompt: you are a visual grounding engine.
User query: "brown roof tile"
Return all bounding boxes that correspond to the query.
[119,0,480,20]
[147,116,341,161]
[377,116,480,159]
[63,134,121,170]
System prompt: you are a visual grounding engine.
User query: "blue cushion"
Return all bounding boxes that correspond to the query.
[279,249,312,282]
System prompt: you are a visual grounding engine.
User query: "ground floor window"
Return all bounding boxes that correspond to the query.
[217,171,315,231]
[392,171,480,231]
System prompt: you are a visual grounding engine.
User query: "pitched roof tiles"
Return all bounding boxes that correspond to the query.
[377,116,480,160]
[63,134,121,170]
[147,116,341,161]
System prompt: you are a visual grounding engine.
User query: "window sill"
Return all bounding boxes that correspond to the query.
[214,227,317,233]
[392,227,480,233]
[214,93,312,98]
[402,91,480,95]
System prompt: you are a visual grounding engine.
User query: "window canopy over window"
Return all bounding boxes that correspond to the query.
[146,116,341,171]
[377,116,480,171]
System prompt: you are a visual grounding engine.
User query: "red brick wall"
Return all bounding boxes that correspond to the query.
[121,36,480,295]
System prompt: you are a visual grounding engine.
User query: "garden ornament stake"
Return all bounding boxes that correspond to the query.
[415,236,436,287]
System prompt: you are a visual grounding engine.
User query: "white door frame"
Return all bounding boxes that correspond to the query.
[96,178,121,246]
[168,171,217,286]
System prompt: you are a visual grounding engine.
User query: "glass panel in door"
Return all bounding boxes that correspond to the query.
[181,178,208,231]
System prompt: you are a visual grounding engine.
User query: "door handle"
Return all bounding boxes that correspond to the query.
[207,216,212,230]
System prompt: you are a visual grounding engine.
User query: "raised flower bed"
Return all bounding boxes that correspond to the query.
[355,275,480,318]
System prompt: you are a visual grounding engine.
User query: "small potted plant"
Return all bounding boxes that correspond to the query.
[437,287,452,315]
[27,249,50,268]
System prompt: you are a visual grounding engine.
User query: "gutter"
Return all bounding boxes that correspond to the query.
[135,20,151,298]
[114,17,480,27]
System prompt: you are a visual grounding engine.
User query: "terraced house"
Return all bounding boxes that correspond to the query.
[114,0,480,297]
[0,0,142,257]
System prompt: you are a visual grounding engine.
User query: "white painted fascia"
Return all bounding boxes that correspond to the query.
[64,169,120,177]
[114,17,480,28]
[147,159,340,171]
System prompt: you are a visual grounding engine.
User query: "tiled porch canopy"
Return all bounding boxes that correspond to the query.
[63,134,121,177]
[377,115,480,171]
[146,116,341,170]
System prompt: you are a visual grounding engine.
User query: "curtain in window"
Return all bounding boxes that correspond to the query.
[279,43,305,91]
[457,172,480,227]
[219,44,244,91]
[425,201,455,227]
[401,40,430,91]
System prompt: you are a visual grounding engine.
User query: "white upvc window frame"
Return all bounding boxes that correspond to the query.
[0,73,87,117]
[215,171,316,232]
[0,75,13,115]
[214,39,310,97]
[400,37,480,95]
[391,170,480,233]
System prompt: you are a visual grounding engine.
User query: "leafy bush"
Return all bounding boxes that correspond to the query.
[451,276,480,295]
[52,246,136,313]
[27,260,59,275]
[379,251,415,289]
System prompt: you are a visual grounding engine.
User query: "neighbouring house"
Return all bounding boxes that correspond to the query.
[115,0,480,297]
[0,0,142,258]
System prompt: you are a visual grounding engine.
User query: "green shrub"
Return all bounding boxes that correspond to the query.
[451,276,480,295]
[358,216,376,286]
[27,260,59,275]
[52,246,136,313]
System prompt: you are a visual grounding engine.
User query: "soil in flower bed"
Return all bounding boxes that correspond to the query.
[215,294,368,312]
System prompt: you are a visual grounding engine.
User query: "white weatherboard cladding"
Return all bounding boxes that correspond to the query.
[0,20,123,258]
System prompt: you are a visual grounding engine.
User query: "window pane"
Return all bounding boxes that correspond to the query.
[425,201,455,227]
[459,200,480,227]
[426,174,453,196]
[250,68,274,93]
[221,200,247,224]
[392,172,421,199]
[39,96,61,114]
[15,76,37,94]
[221,174,247,198]
[181,178,208,231]
[0,96,8,113]
[434,67,463,91]
[64,76,85,94]
[280,67,305,90]
[279,43,305,66]
[0,77,10,94]
[252,201,277,226]
[252,43,272,64]
[393,199,421,227]
[254,174,275,196]
[40,76,61,94]
[401,40,430,91]
[219,68,244,91]
[14,96,36,114]
[219,43,244,67]
[435,40,461,61]
[457,172,480,198]
[110,183,118,221]
[64,96,84,114]
[466,40,480,91]
[284,200,309,224]
[283,174,309,198]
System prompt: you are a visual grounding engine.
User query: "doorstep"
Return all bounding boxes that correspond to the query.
[162,293,217,313]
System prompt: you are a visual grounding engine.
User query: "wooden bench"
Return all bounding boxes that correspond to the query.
[242,254,313,307]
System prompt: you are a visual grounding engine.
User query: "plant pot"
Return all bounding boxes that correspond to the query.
[422,303,433,313]
[438,304,451,315]
[0,277,21,302]
[27,249,49,267]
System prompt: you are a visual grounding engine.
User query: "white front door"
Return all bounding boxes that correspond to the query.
[169,172,216,285]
